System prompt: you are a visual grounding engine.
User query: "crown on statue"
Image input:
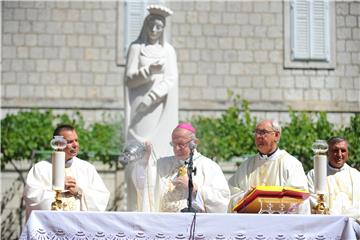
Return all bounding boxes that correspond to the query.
[147,5,173,18]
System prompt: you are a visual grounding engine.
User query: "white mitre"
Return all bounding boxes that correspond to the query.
[147,5,173,18]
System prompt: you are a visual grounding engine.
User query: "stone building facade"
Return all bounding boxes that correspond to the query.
[1,1,359,124]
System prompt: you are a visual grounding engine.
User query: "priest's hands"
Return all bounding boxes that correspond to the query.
[64,176,82,198]
[174,175,198,197]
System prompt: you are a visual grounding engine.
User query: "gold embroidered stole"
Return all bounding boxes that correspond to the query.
[248,152,287,188]
[62,168,78,211]
[326,168,354,210]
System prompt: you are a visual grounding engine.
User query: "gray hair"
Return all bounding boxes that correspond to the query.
[256,119,282,143]
[270,120,282,134]
[270,120,281,143]
[257,119,282,134]
[327,136,348,147]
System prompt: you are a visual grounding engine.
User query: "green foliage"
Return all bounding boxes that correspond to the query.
[192,93,257,161]
[191,95,360,172]
[2,104,359,172]
[281,112,360,171]
[82,121,123,164]
[1,110,123,168]
[53,111,123,165]
[338,114,360,168]
[280,111,336,171]
[1,110,54,167]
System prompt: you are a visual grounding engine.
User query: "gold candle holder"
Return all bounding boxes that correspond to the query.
[313,193,329,214]
[312,140,329,215]
[51,190,66,210]
[50,136,67,211]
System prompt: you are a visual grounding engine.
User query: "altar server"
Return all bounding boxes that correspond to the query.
[23,124,110,219]
[307,137,360,220]
[228,119,310,214]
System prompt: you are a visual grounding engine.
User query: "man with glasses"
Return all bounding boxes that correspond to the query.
[307,137,360,221]
[228,119,310,214]
[130,122,230,212]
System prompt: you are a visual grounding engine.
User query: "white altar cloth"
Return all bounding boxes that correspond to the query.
[20,211,358,239]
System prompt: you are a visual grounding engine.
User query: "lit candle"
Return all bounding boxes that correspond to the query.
[52,151,65,190]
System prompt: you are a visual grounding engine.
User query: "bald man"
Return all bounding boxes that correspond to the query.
[228,119,310,214]
[129,123,230,212]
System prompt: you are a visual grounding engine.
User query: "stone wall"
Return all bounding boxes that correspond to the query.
[1,1,359,125]
[2,1,123,119]
[168,1,359,124]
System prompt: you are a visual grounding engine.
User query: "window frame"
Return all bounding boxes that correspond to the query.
[284,0,336,69]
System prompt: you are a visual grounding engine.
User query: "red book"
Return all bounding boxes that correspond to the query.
[233,186,310,213]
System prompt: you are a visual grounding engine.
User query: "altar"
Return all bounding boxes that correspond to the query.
[20,211,359,239]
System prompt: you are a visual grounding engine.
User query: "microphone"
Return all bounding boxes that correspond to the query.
[189,140,197,150]
[118,140,146,165]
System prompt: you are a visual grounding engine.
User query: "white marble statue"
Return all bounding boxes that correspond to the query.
[124,5,178,211]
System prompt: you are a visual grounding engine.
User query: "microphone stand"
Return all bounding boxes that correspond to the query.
[181,147,197,213]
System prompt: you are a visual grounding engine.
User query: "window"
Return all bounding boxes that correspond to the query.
[284,0,336,69]
[124,1,149,52]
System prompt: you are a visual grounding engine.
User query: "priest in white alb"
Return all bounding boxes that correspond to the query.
[307,137,360,221]
[228,119,311,214]
[23,125,110,219]
[128,123,230,212]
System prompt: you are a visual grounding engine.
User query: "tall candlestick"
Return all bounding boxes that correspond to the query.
[52,151,65,191]
[50,135,67,211]
[311,139,329,214]
[311,139,328,194]
[314,154,327,194]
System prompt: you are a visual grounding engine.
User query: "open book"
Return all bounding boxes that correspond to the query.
[233,186,310,213]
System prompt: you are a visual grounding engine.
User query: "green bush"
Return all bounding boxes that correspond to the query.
[55,111,123,165]
[2,104,359,172]
[279,112,359,171]
[279,111,336,171]
[191,95,360,172]
[339,114,360,164]
[192,94,257,161]
[1,110,123,169]
[1,110,54,168]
